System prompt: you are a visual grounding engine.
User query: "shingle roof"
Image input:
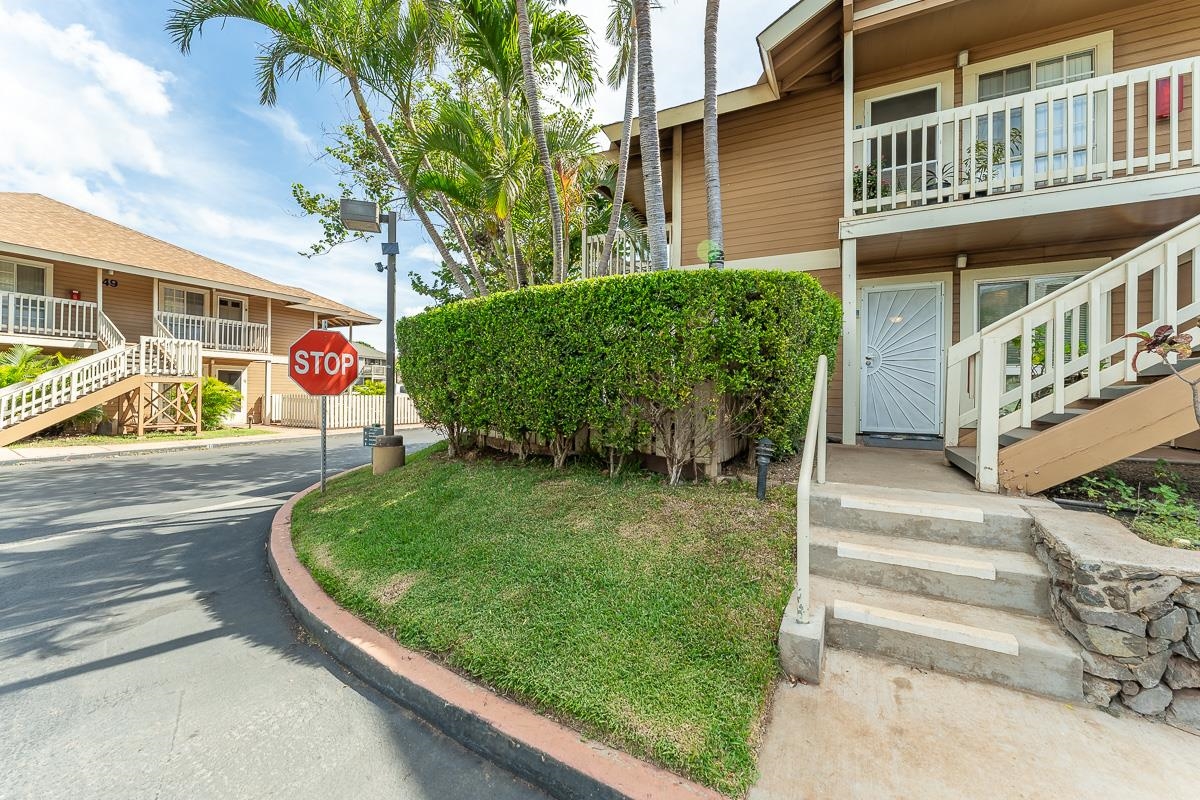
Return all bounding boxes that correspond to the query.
[0,193,378,324]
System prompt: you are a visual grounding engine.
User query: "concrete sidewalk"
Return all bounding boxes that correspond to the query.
[0,424,429,465]
[751,649,1197,799]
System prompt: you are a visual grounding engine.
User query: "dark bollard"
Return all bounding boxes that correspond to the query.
[756,437,775,501]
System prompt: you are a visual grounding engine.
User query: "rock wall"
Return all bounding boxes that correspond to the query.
[1028,507,1200,732]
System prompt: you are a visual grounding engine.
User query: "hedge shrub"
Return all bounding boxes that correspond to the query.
[396,270,840,479]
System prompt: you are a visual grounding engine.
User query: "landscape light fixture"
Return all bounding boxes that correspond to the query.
[338,198,383,233]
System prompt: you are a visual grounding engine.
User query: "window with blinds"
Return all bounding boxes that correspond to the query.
[161,286,206,316]
[0,260,47,295]
[977,274,1088,376]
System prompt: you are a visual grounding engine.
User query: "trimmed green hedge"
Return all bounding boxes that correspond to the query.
[396,270,839,475]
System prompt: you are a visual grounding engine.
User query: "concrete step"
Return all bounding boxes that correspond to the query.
[813,576,1084,703]
[944,445,978,480]
[810,526,1052,617]
[811,482,1039,554]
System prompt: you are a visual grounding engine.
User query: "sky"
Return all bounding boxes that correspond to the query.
[0,0,793,346]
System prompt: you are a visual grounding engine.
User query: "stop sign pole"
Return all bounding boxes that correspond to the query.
[289,327,361,492]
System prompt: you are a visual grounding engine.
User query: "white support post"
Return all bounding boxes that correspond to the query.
[840,238,858,444]
[843,30,854,219]
[976,337,1004,492]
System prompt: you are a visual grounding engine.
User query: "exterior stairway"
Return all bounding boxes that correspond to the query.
[808,482,1084,701]
[945,214,1200,493]
[0,316,201,447]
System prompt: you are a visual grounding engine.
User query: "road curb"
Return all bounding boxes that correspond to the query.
[0,430,364,467]
[268,471,724,800]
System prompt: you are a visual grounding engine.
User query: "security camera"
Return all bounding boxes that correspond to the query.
[375,261,386,273]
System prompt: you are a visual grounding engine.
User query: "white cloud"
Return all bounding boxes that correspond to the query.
[408,243,442,264]
[241,105,315,154]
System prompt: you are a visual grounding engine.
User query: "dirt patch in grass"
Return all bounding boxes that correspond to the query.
[290,445,795,796]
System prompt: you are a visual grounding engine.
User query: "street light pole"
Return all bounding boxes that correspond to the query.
[383,211,398,438]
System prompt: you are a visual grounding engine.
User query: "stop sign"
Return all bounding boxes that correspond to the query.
[289,330,360,395]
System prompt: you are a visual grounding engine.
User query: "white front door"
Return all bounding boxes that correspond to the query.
[859,283,944,435]
[215,368,248,426]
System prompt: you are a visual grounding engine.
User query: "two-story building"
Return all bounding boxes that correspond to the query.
[595,0,1200,493]
[0,193,378,443]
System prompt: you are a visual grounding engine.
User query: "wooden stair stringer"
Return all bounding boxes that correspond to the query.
[0,375,146,448]
[997,363,1200,495]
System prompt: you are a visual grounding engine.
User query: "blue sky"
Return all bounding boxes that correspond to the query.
[0,0,792,347]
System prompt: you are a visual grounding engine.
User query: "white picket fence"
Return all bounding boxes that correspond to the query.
[270,393,422,429]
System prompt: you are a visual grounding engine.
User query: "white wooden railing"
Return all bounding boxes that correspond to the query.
[794,354,829,625]
[945,214,1200,491]
[1,291,99,340]
[270,392,422,429]
[0,336,201,431]
[850,57,1200,215]
[155,311,269,353]
[582,229,666,278]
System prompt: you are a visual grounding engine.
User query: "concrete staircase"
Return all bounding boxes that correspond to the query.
[806,482,1084,702]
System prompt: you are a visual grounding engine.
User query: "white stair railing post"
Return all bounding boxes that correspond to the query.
[976,338,1004,492]
[795,354,829,626]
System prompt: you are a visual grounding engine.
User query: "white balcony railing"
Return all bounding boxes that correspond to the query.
[582,228,669,278]
[1,291,99,341]
[155,311,269,353]
[850,57,1200,216]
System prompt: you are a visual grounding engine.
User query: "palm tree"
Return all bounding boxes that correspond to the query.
[453,0,595,284]
[515,0,565,284]
[598,0,638,275]
[703,0,723,268]
[632,0,669,270]
[165,0,481,299]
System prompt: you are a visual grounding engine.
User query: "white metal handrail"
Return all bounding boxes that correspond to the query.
[946,214,1200,491]
[850,56,1200,215]
[155,311,269,353]
[794,353,829,625]
[1,291,99,340]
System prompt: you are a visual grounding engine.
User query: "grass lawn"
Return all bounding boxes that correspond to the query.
[15,427,278,448]
[291,445,796,796]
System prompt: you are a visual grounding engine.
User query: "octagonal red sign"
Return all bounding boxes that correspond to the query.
[288,329,360,396]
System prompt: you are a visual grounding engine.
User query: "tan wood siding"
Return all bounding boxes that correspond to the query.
[271,303,314,354]
[51,262,98,303]
[679,84,843,264]
[271,362,307,395]
[102,271,155,340]
[245,360,267,423]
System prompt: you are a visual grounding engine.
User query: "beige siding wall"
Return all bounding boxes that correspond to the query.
[271,362,307,396]
[271,302,314,354]
[51,262,98,303]
[102,271,156,339]
[679,84,843,265]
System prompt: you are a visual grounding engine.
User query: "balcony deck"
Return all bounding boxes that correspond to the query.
[1,291,99,344]
[844,57,1200,241]
[155,311,269,354]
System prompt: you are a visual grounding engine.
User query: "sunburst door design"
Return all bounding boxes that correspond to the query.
[859,284,943,435]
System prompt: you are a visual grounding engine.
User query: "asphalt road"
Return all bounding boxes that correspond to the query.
[0,432,549,800]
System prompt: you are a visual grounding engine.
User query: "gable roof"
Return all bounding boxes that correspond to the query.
[0,193,379,325]
[353,341,388,360]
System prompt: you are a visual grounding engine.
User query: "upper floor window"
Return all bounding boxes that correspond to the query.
[978,50,1095,101]
[161,286,206,316]
[0,260,47,295]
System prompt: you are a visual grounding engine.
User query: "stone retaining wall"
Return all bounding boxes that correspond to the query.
[1028,507,1200,732]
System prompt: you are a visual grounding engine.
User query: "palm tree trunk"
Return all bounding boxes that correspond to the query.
[505,218,525,288]
[601,47,637,276]
[347,76,477,299]
[703,0,724,269]
[633,0,669,270]
[516,0,566,283]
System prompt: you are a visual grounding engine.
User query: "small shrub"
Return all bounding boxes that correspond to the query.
[353,379,388,395]
[199,376,242,430]
[396,270,840,481]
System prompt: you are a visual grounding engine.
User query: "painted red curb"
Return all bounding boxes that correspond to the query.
[269,470,724,800]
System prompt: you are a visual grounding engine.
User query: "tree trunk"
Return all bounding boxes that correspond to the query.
[505,217,525,288]
[601,47,637,276]
[516,0,566,283]
[703,0,724,269]
[347,76,476,298]
[633,0,670,271]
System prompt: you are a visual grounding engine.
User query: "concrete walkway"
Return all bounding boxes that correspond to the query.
[752,649,1198,799]
[0,424,428,464]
